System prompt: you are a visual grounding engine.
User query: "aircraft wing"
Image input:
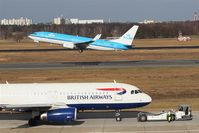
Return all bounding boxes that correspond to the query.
[63,34,101,51]
[75,34,101,45]
[74,34,101,49]
[1,103,67,111]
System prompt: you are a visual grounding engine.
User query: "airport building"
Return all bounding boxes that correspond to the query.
[69,18,79,24]
[68,18,104,24]
[0,17,32,26]
[52,17,66,25]
[193,12,198,21]
[53,17,104,25]
[77,19,104,24]
[139,19,161,24]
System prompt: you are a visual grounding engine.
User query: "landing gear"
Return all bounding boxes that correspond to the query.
[138,114,147,122]
[28,118,38,126]
[28,115,41,126]
[79,49,83,53]
[28,111,41,126]
[115,110,122,122]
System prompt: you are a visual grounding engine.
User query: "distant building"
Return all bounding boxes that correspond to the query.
[143,19,155,24]
[70,18,79,24]
[52,17,104,25]
[65,18,72,24]
[68,18,104,24]
[0,17,32,25]
[78,19,104,24]
[139,19,160,24]
[193,12,198,21]
[53,16,65,25]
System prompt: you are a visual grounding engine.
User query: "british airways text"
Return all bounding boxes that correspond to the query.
[67,95,112,100]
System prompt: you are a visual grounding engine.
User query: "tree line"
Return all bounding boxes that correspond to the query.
[0,21,199,42]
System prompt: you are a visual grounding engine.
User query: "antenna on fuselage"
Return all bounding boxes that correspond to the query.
[114,80,117,83]
[6,81,9,84]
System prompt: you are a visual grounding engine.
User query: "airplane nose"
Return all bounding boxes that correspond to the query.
[146,94,152,103]
[137,93,152,107]
[142,93,152,103]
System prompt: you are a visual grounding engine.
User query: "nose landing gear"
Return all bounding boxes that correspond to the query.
[115,110,122,122]
[79,49,84,53]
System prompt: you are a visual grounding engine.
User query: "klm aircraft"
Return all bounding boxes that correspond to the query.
[28,25,139,53]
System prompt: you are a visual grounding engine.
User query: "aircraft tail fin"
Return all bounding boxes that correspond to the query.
[111,25,139,46]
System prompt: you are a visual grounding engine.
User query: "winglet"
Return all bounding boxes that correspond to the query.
[92,34,101,41]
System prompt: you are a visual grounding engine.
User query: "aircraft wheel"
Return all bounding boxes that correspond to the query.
[116,116,122,122]
[79,49,83,53]
[139,114,147,122]
[28,118,37,127]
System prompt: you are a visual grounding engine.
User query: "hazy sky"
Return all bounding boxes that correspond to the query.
[0,0,198,23]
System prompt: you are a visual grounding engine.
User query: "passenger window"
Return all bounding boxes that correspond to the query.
[131,90,134,94]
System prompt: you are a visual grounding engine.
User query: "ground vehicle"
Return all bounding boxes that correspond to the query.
[137,105,192,122]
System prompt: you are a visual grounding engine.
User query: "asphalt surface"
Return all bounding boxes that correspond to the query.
[0,111,198,133]
[0,45,199,52]
[0,47,198,133]
[0,59,199,69]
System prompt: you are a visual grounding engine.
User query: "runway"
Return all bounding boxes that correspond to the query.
[0,59,199,69]
[0,111,198,133]
[0,45,199,52]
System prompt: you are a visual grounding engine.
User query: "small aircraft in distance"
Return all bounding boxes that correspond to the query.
[177,32,191,42]
[28,25,139,53]
[0,82,151,126]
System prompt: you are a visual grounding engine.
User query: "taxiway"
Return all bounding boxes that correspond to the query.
[1,45,199,52]
[0,59,199,69]
[0,111,198,133]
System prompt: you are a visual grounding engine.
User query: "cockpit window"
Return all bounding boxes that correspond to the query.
[135,90,139,94]
[131,90,134,94]
[131,90,142,94]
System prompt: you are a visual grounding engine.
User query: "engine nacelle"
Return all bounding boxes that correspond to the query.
[63,42,75,49]
[40,107,77,123]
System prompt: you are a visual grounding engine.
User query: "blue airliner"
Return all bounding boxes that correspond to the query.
[28,25,139,52]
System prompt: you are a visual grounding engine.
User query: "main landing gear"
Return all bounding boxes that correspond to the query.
[28,111,41,126]
[79,49,84,53]
[115,110,122,122]
[28,116,40,126]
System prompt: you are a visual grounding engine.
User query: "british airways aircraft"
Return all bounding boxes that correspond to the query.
[0,82,151,126]
[28,25,139,52]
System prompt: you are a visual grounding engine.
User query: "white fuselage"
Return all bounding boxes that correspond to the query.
[28,26,139,51]
[0,83,152,110]
[29,35,116,51]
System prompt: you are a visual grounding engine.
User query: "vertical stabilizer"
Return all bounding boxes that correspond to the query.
[111,25,139,46]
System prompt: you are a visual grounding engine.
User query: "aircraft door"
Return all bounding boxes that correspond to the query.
[114,88,123,101]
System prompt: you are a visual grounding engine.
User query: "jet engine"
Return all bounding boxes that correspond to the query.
[40,107,77,123]
[63,42,75,49]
